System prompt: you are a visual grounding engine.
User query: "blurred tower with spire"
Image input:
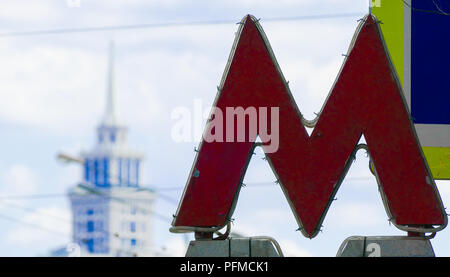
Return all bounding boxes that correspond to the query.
[68,42,155,257]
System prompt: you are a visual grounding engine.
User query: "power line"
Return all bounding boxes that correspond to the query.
[0,176,375,200]
[0,207,180,257]
[0,196,172,256]
[0,188,176,205]
[0,193,65,200]
[75,183,173,222]
[0,13,363,37]
[0,211,70,239]
[0,198,125,240]
[155,176,376,191]
[0,186,173,222]
[0,199,69,222]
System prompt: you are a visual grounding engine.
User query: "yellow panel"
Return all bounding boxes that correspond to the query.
[372,0,404,85]
[423,147,450,180]
[368,147,450,180]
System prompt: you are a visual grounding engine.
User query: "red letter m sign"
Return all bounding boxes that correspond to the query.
[171,15,446,238]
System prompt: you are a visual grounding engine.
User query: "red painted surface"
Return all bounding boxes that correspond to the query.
[172,15,445,238]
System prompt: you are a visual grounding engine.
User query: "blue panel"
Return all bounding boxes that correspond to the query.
[104,158,109,187]
[135,160,139,186]
[411,1,450,124]
[130,222,136,233]
[86,239,94,252]
[84,159,90,182]
[131,238,136,246]
[87,221,94,232]
[127,159,131,187]
[94,159,99,185]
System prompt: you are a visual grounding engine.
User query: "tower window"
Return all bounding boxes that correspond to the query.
[84,159,90,182]
[130,222,136,233]
[87,209,94,215]
[86,239,95,252]
[110,132,116,142]
[131,239,137,247]
[127,159,131,186]
[94,159,99,185]
[135,160,140,186]
[87,221,94,232]
[103,158,109,187]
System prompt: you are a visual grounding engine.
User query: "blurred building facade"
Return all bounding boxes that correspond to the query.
[68,42,155,257]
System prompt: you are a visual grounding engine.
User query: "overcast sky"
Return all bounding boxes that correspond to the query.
[0,0,448,257]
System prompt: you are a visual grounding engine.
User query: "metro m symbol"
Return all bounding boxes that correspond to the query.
[171,15,447,238]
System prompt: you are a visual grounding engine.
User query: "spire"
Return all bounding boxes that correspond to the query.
[102,40,119,126]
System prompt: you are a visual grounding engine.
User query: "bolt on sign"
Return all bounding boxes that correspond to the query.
[372,0,450,179]
[170,14,447,238]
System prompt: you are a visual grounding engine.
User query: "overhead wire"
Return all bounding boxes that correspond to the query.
[0,211,70,239]
[0,176,375,199]
[0,197,175,256]
[0,13,363,37]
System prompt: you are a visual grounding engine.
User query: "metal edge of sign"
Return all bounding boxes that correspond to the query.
[170,15,250,234]
[369,12,447,234]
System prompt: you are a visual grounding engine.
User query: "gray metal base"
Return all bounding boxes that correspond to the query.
[336,236,435,257]
[185,237,283,257]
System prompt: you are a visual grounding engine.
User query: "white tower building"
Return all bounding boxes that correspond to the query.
[69,42,155,257]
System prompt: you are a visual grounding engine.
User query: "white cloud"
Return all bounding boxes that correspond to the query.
[0,164,38,196]
[436,181,450,208]
[0,45,104,134]
[326,202,386,228]
[251,209,290,224]
[158,236,187,257]
[0,1,61,23]
[279,239,312,257]
[5,206,71,246]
